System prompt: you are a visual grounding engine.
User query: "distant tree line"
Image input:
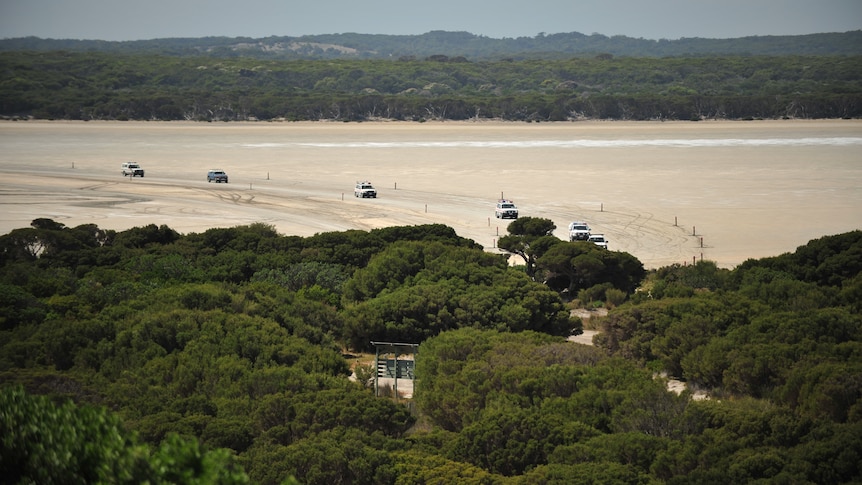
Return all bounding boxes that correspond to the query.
[2,30,861,59]
[1,51,860,121]
[1,216,860,484]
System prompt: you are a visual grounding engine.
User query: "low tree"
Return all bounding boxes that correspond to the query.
[538,241,646,296]
[341,241,575,350]
[497,217,562,279]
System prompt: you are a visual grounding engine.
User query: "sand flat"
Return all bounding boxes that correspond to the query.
[1,119,860,268]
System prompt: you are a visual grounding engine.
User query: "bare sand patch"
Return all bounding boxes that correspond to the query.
[568,328,709,399]
[568,329,599,346]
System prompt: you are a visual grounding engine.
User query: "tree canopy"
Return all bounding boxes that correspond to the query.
[2,50,860,121]
[1,220,860,484]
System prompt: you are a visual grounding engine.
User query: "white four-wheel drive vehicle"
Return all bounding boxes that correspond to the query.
[494,199,519,219]
[121,162,144,177]
[568,221,591,241]
[588,234,609,249]
[207,170,229,183]
[354,181,377,198]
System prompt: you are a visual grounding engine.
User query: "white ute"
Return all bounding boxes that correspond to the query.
[588,234,609,249]
[568,221,591,241]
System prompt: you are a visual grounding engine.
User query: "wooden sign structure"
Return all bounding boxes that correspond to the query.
[371,341,418,398]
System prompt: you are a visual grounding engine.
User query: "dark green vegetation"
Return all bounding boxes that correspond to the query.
[3,31,862,59]
[1,386,252,484]
[1,216,860,484]
[2,48,861,121]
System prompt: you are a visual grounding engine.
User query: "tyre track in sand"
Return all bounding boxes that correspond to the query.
[0,161,723,267]
[532,200,699,268]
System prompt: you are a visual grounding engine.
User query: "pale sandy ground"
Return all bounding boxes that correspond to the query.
[375,377,414,400]
[568,322,708,400]
[0,119,860,269]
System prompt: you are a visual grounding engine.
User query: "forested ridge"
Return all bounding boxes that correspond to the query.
[2,46,861,121]
[1,218,860,484]
[3,31,862,59]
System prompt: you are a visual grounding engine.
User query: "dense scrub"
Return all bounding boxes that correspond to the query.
[1,51,860,121]
[598,231,862,417]
[1,220,860,483]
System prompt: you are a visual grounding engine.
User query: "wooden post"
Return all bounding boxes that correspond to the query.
[374,347,379,397]
[393,351,398,399]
